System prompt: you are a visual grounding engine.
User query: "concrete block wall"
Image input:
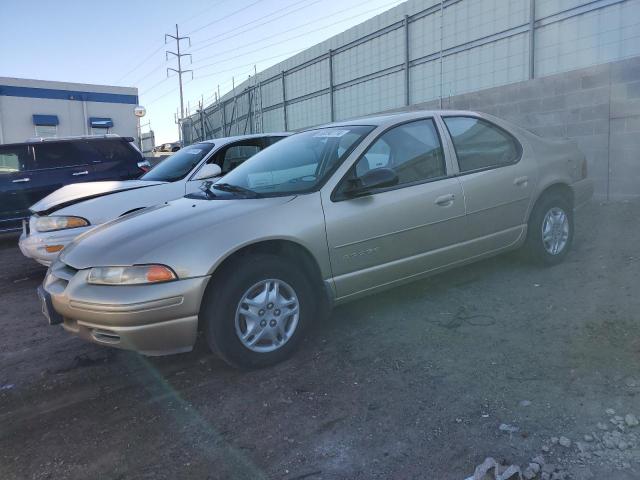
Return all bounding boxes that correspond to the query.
[404,56,640,200]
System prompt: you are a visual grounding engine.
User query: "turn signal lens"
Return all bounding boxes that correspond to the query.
[87,265,177,285]
[35,216,89,232]
[145,265,176,283]
[45,245,64,253]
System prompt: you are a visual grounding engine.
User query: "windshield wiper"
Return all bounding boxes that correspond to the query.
[212,183,261,198]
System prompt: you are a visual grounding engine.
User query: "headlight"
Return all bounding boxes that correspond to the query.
[87,265,177,285]
[35,216,89,232]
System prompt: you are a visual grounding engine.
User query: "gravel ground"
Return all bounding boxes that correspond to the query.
[1,200,639,480]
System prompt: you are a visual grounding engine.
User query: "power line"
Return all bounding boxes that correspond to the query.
[191,0,403,70]
[188,0,320,53]
[146,0,403,134]
[182,0,402,108]
[144,87,177,107]
[134,0,311,88]
[178,0,234,27]
[115,43,165,84]
[186,0,268,36]
[144,77,195,107]
[115,0,233,85]
[185,49,301,102]
[195,48,305,81]
[183,48,303,106]
[140,76,169,95]
[132,64,166,87]
[132,0,346,88]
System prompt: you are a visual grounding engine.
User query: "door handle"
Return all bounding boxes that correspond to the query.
[12,177,30,183]
[435,193,455,206]
[72,171,89,176]
[514,176,528,186]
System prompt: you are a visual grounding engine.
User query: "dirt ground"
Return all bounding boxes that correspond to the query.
[1,200,639,480]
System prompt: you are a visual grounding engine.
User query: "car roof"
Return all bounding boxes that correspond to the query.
[195,132,290,147]
[1,134,133,148]
[183,110,489,146]
[311,109,483,129]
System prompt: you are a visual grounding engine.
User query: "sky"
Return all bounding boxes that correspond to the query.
[0,0,405,144]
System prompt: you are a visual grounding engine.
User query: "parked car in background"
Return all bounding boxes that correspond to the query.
[39,111,593,368]
[153,142,181,153]
[20,133,288,265]
[0,135,149,233]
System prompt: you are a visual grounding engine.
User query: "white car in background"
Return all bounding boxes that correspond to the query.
[19,133,288,266]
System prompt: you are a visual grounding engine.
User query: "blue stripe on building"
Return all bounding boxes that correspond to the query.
[0,85,138,105]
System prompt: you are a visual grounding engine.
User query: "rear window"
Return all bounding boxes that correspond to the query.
[87,139,140,163]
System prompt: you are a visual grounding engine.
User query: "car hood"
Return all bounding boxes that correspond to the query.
[60,195,296,274]
[30,180,167,215]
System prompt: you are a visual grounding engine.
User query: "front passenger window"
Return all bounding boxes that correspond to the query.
[221,145,261,173]
[353,119,446,187]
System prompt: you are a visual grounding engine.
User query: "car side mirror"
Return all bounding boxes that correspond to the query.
[193,163,222,181]
[344,167,398,197]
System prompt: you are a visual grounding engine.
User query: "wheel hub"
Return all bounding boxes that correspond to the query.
[541,207,569,255]
[234,279,300,353]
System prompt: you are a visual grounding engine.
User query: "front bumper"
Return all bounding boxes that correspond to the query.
[42,260,210,356]
[570,178,594,209]
[19,225,92,266]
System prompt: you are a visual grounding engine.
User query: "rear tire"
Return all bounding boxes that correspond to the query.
[524,193,573,265]
[201,254,316,369]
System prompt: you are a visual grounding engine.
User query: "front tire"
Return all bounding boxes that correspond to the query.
[524,193,573,265]
[201,254,315,369]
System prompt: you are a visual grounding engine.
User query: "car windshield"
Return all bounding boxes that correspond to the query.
[141,143,214,182]
[213,126,373,196]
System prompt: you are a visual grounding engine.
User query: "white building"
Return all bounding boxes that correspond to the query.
[0,77,139,144]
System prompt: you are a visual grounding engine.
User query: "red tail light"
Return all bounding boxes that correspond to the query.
[137,160,151,172]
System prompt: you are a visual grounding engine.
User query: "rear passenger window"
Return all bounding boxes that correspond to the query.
[354,119,446,186]
[443,117,521,173]
[34,143,86,169]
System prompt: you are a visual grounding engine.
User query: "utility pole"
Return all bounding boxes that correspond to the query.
[165,24,192,140]
[174,110,182,144]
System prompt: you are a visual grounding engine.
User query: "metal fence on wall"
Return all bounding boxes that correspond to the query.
[182,0,640,144]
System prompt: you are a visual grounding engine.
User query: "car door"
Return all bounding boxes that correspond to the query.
[321,118,466,299]
[32,141,95,198]
[441,115,538,254]
[0,144,37,231]
[185,139,267,195]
